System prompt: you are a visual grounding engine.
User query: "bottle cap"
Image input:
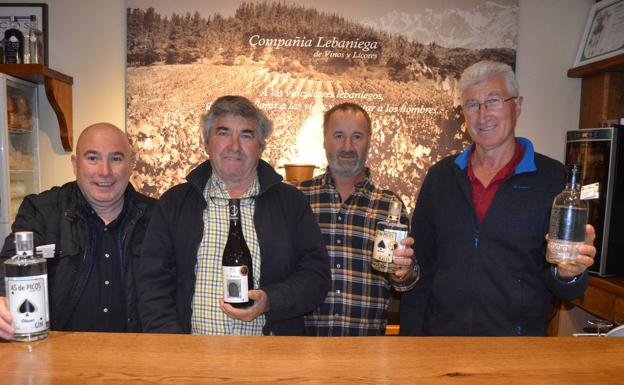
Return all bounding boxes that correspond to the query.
[389,200,402,218]
[15,231,34,257]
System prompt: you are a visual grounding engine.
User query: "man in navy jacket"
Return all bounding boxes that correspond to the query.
[400,61,596,336]
[137,95,330,336]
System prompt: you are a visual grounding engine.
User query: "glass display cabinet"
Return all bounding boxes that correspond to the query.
[0,73,40,244]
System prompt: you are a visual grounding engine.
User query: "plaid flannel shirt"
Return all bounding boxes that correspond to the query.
[191,174,265,335]
[297,169,409,336]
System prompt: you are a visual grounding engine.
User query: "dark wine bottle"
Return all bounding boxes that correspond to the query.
[222,199,254,308]
[4,16,24,64]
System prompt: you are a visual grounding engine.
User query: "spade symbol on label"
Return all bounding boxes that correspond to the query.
[377,239,386,250]
[19,299,36,317]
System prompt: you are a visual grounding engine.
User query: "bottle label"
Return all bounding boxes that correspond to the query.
[372,229,407,263]
[222,266,249,303]
[5,274,49,334]
[546,239,584,264]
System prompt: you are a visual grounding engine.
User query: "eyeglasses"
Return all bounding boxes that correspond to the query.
[463,96,517,114]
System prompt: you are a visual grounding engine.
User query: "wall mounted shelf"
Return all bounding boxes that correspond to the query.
[568,54,624,129]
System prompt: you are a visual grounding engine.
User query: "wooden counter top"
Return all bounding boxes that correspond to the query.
[1,332,623,384]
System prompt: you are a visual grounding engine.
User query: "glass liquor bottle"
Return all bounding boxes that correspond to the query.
[24,15,44,64]
[4,231,50,341]
[372,199,408,273]
[222,199,254,308]
[546,164,589,265]
[4,16,24,64]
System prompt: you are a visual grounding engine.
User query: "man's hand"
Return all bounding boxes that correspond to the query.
[557,224,597,279]
[221,289,269,322]
[0,296,15,341]
[392,236,415,282]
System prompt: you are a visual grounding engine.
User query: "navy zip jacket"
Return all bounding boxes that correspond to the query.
[400,138,588,336]
[0,182,155,331]
[137,159,331,335]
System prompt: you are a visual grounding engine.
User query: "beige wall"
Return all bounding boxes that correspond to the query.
[18,0,592,190]
[516,0,593,161]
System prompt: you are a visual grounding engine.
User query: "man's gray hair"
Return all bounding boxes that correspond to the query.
[458,60,519,98]
[202,95,273,148]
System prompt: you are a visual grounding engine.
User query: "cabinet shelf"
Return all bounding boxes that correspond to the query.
[0,64,73,151]
[568,54,624,78]
[567,54,624,129]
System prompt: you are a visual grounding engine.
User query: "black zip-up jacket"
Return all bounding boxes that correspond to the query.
[0,182,156,332]
[137,159,331,335]
[400,138,588,336]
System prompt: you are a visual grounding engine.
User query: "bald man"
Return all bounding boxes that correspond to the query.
[0,123,156,340]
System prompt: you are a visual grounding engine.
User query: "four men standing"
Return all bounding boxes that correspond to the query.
[0,62,598,339]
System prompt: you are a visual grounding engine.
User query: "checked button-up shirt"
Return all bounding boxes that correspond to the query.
[297,169,412,336]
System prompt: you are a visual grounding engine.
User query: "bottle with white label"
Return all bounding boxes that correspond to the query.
[24,15,44,64]
[372,199,408,273]
[4,231,49,341]
[222,199,254,308]
[546,164,589,265]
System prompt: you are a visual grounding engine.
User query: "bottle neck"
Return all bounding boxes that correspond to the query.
[15,251,34,260]
[565,181,582,192]
[15,232,34,258]
[565,166,582,192]
[388,214,400,223]
[228,199,242,230]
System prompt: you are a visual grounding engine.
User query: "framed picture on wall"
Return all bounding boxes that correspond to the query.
[574,0,624,67]
[0,3,49,65]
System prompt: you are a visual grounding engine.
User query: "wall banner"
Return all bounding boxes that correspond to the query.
[127,0,518,210]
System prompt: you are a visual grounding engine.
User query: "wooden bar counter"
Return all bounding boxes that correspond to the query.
[1,332,624,384]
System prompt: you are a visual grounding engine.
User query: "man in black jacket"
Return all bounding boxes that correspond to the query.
[400,61,596,336]
[137,95,330,336]
[0,123,155,340]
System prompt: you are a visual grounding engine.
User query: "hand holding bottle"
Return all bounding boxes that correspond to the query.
[220,289,269,322]
[555,224,597,279]
[0,296,15,341]
[391,236,415,282]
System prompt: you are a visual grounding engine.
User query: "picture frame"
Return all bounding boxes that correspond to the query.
[574,0,624,67]
[0,3,49,65]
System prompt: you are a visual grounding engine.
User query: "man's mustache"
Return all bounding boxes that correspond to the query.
[338,151,358,159]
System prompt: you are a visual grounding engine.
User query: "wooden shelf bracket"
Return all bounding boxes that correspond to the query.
[0,64,74,151]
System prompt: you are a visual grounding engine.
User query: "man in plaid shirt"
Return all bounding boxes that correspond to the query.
[298,103,419,336]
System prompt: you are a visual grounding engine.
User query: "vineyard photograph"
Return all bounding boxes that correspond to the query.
[126,0,517,210]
